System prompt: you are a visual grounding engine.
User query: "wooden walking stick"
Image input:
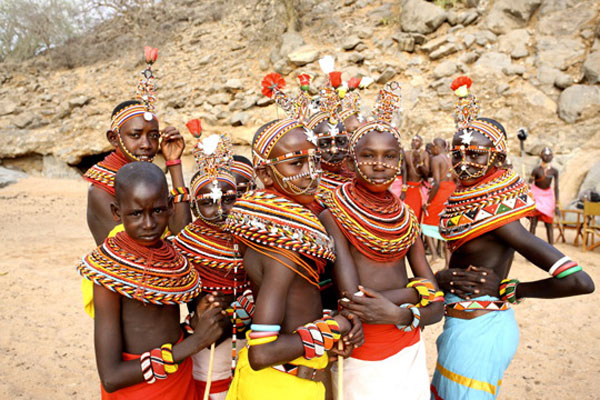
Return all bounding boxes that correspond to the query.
[203,342,216,400]
[337,341,344,400]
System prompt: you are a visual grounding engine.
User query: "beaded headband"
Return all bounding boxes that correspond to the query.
[110,47,159,132]
[231,160,254,181]
[350,81,403,150]
[252,118,305,167]
[191,169,237,199]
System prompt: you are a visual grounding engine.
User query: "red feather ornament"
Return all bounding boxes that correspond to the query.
[144,46,158,64]
[451,76,472,91]
[329,71,342,89]
[261,73,286,98]
[186,119,202,138]
[347,76,362,90]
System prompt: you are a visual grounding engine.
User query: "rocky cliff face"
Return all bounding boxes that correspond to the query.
[0,0,599,202]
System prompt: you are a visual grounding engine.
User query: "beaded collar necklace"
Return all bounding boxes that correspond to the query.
[323,180,419,262]
[83,150,130,196]
[77,231,200,304]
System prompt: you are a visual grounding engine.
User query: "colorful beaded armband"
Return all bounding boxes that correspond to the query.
[396,303,421,332]
[499,279,521,304]
[161,343,178,374]
[170,187,190,203]
[295,316,341,360]
[140,351,156,384]
[407,278,441,307]
[548,256,582,279]
[228,289,255,330]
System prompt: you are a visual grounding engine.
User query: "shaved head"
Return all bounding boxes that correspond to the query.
[114,162,168,204]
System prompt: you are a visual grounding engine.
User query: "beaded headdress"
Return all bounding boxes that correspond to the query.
[350,81,403,149]
[339,76,373,122]
[451,76,507,154]
[261,72,312,123]
[110,47,159,134]
[186,119,236,210]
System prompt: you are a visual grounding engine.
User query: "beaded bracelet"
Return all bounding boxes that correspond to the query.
[150,348,167,380]
[499,279,521,304]
[165,159,182,167]
[548,257,582,279]
[306,323,326,357]
[396,303,421,332]
[407,278,436,307]
[251,324,281,332]
[161,343,178,374]
[432,290,445,303]
[140,352,156,384]
[170,187,190,203]
[324,317,341,341]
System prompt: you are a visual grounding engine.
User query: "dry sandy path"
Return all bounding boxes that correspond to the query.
[0,177,598,399]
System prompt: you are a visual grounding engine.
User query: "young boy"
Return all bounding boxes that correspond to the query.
[431,77,594,399]
[231,155,256,197]
[224,118,363,400]
[77,162,225,398]
[529,147,559,244]
[320,82,444,400]
[173,132,250,399]
[397,134,429,221]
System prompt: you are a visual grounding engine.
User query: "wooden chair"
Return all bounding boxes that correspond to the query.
[582,201,600,251]
[554,208,583,246]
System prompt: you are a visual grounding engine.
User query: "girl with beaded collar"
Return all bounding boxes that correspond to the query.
[172,122,251,400]
[81,47,191,319]
[431,77,594,400]
[320,82,444,400]
[223,117,364,400]
[84,47,191,246]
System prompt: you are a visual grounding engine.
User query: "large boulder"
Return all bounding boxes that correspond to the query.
[0,100,18,116]
[483,0,542,35]
[498,29,530,59]
[474,52,512,75]
[583,51,600,84]
[537,1,598,36]
[400,0,446,34]
[579,161,600,197]
[558,85,600,123]
[279,31,305,60]
[536,36,586,71]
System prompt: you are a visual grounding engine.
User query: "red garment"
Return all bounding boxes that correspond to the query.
[404,182,423,222]
[422,181,456,226]
[533,209,553,223]
[101,354,198,400]
[350,323,420,361]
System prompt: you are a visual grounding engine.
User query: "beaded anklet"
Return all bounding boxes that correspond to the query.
[499,279,521,304]
[548,257,582,279]
[396,303,421,332]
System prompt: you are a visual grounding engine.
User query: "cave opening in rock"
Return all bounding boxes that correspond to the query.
[74,151,112,173]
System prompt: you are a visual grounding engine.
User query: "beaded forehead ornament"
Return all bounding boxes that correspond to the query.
[349,81,403,186]
[186,119,236,218]
[452,76,507,153]
[110,47,159,133]
[450,76,508,180]
[109,47,160,162]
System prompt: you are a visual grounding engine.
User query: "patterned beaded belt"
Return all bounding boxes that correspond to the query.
[445,300,509,320]
[271,363,327,382]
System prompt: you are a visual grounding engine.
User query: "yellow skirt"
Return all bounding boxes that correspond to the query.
[226,347,327,400]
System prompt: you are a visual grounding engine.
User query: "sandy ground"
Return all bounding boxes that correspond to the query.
[0,176,598,399]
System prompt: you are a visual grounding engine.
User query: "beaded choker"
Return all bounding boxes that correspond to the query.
[323,180,420,262]
[224,190,335,287]
[172,218,247,294]
[83,150,130,196]
[439,169,536,252]
[77,231,200,304]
